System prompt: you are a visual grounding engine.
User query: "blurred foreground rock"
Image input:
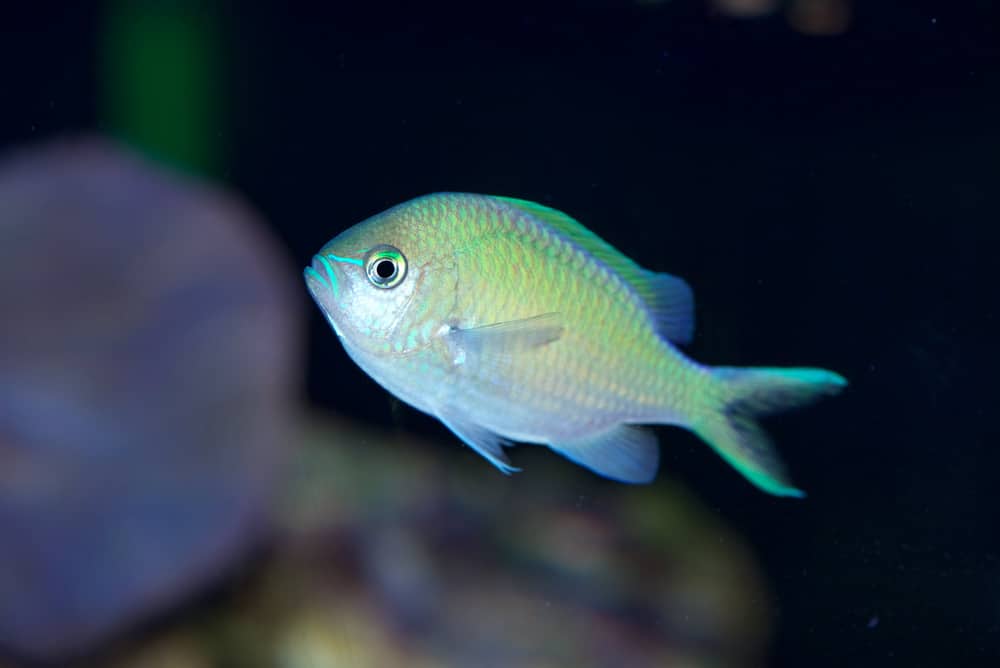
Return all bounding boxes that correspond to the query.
[0,138,303,662]
[105,416,773,668]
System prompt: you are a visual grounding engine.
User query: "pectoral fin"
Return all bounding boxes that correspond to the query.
[435,314,563,475]
[443,312,564,372]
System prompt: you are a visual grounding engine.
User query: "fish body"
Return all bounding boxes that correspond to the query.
[304,193,846,496]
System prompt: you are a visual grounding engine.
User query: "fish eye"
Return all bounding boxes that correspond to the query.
[364,245,407,288]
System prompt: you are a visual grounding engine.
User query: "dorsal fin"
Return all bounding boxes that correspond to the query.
[494,196,695,344]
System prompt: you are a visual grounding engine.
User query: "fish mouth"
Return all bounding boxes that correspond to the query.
[303,255,345,337]
[304,255,340,299]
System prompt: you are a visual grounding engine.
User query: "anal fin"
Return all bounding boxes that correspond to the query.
[549,425,660,484]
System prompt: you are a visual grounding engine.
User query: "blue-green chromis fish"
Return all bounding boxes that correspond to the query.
[304,193,846,497]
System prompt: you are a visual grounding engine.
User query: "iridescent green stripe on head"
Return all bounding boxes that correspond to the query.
[315,255,340,298]
[326,252,363,266]
[313,252,365,299]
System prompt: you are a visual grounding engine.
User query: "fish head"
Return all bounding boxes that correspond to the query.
[304,198,453,352]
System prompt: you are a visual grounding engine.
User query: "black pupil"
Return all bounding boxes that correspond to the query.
[375,258,396,280]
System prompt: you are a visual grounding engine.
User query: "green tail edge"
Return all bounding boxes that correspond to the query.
[691,366,848,497]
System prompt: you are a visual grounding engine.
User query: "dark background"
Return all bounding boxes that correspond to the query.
[3,1,997,665]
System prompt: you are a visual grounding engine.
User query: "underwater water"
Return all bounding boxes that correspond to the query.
[1,1,996,667]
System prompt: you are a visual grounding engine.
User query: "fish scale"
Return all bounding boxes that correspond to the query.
[304,192,846,496]
[479,212,665,413]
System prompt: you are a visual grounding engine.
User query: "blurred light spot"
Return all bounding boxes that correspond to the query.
[711,0,778,18]
[787,0,852,35]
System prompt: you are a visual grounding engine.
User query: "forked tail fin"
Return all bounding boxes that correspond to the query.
[692,366,847,497]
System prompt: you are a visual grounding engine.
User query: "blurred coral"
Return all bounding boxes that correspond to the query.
[103,417,772,667]
[0,137,303,662]
[273,418,772,666]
